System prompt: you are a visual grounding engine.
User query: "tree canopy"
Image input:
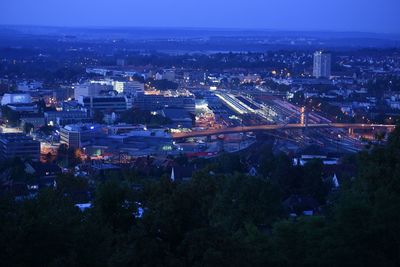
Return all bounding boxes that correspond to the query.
[1,127,400,266]
[118,108,171,127]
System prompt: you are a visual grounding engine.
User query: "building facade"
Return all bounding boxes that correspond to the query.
[60,124,103,148]
[0,133,40,160]
[44,111,89,126]
[78,96,131,116]
[1,93,32,106]
[74,83,112,100]
[134,93,195,113]
[313,51,331,78]
[123,81,145,96]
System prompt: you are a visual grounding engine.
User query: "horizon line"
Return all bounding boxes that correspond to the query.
[1,23,400,37]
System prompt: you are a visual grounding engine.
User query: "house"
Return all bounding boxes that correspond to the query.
[24,161,62,188]
[283,195,320,216]
[0,180,30,201]
[170,166,195,182]
[248,166,258,177]
[90,162,121,178]
[323,164,357,184]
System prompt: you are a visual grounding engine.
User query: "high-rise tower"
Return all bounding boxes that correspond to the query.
[313,51,331,78]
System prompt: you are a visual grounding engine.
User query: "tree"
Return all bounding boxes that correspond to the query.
[38,125,55,135]
[23,122,34,134]
[93,110,104,124]
[303,159,329,204]
[56,144,81,167]
[2,124,400,266]
[56,174,88,196]
[92,180,137,231]
[1,105,20,126]
[0,189,83,266]
[148,79,178,91]
[36,99,47,113]
[214,153,245,174]
[118,108,171,127]
[210,174,283,232]
[45,152,53,163]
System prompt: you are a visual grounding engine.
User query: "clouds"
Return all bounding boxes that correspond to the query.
[0,0,399,33]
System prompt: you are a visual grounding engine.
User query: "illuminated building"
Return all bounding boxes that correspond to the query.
[112,81,125,93]
[134,92,195,113]
[123,81,145,96]
[1,93,32,106]
[78,96,131,116]
[215,93,250,114]
[313,51,331,78]
[44,111,89,126]
[60,124,104,148]
[74,83,112,99]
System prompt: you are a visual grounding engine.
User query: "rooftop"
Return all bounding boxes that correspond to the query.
[63,123,102,132]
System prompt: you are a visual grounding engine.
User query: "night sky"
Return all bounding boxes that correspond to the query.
[0,0,399,33]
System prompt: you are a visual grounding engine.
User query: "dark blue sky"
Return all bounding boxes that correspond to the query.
[1,0,399,33]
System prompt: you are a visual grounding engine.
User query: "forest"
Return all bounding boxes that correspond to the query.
[1,127,400,266]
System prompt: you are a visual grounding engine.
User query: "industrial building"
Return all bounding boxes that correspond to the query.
[134,93,195,113]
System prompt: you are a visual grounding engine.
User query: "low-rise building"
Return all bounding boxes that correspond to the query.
[161,108,193,128]
[7,103,38,113]
[1,93,32,106]
[44,111,89,126]
[0,133,40,160]
[78,96,131,116]
[60,124,104,148]
[134,93,195,113]
[20,116,46,129]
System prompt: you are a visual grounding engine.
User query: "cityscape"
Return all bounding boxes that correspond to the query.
[1,0,400,266]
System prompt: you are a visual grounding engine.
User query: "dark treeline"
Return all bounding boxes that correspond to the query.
[118,108,171,127]
[1,128,400,266]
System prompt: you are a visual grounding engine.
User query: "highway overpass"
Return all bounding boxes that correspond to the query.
[172,123,396,139]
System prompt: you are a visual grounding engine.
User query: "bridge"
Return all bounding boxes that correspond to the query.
[172,123,396,139]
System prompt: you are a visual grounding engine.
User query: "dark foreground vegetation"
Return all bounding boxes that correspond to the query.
[1,128,400,266]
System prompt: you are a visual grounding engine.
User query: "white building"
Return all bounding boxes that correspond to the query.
[155,72,163,80]
[313,51,331,78]
[1,93,32,106]
[17,81,43,92]
[74,83,112,99]
[123,81,144,96]
[163,69,176,81]
[112,81,125,93]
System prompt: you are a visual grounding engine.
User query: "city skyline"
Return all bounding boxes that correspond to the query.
[1,0,400,34]
[1,1,400,265]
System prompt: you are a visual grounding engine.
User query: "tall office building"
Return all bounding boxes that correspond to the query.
[313,51,331,78]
